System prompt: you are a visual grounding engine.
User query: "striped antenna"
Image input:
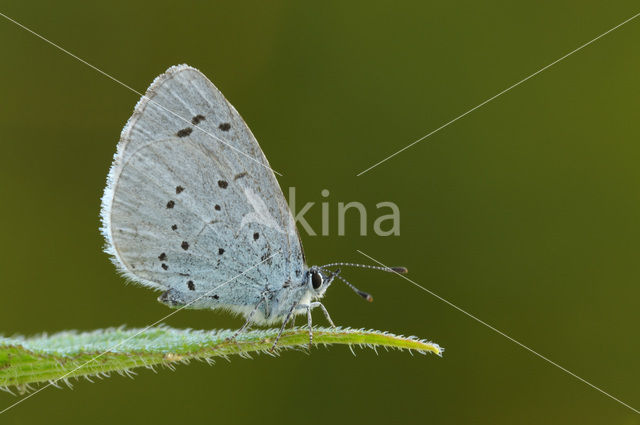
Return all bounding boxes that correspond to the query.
[318,268,374,302]
[320,262,407,274]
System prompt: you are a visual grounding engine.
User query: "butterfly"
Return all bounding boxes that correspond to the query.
[100,65,406,348]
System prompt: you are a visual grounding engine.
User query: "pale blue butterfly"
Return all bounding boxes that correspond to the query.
[100,65,406,347]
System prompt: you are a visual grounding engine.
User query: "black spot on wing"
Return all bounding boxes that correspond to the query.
[176,128,193,137]
[166,200,175,209]
[158,253,167,261]
[176,186,184,194]
[181,241,189,250]
[191,114,205,125]
[161,263,168,270]
[212,294,219,300]
[218,123,231,131]
[187,280,195,291]
[218,180,228,189]
[253,232,260,241]
[214,204,221,211]
[218,248,225,255]
[171,224,178,231]
[234,172,248,180]
[261,251,273,265]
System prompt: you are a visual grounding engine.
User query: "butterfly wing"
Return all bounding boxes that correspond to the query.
[101,65,305,312]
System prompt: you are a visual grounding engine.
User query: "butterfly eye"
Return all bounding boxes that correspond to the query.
[311,271,323,290]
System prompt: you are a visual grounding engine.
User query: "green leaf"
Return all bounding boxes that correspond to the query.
[0,326,442,392]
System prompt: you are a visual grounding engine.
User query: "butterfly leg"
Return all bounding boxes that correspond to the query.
[303,303,335,348]
[310,302,335,327]
[229,294,266,341]
[271,302,298,351]
[306,304,313,348]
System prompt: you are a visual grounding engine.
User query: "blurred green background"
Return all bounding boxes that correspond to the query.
[1,1,639,423]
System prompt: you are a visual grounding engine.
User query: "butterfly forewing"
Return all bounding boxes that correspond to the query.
[101,65,305,308]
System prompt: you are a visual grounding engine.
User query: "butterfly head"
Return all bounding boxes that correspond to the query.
[307,266,335,299]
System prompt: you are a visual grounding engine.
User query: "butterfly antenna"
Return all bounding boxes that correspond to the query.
[320,262,408,274]
[320,267,374,302]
